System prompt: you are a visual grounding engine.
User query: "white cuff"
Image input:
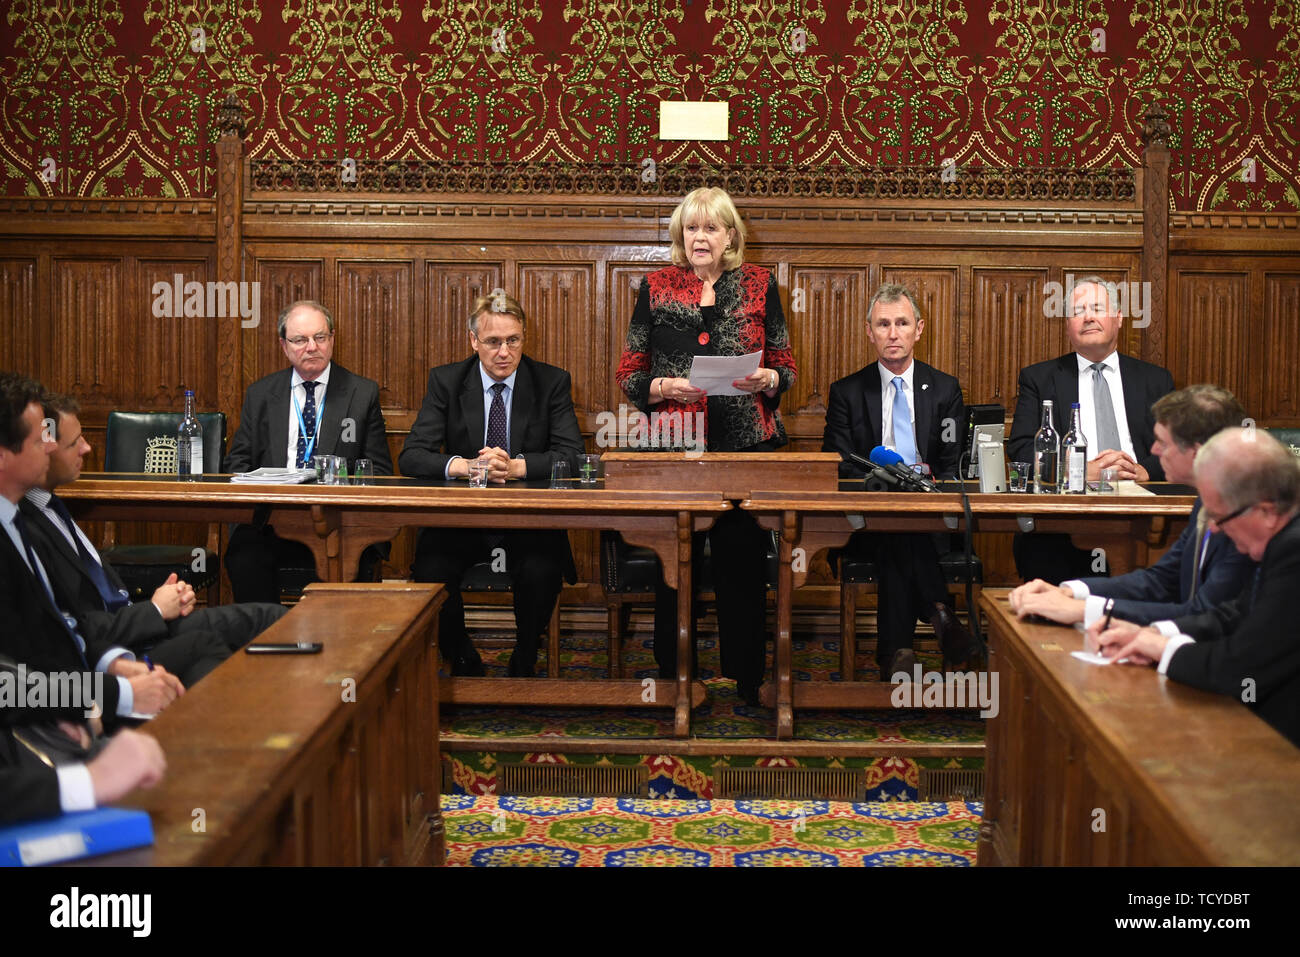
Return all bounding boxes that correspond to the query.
[1153,620,1181,638]
[57,763,96,813]
[114,676,134,715]
[95,647,134,672]
[1157,634,1195,675]
[1061,580,1089,599]
[444,455,463,480]
[1082,594,1108,627]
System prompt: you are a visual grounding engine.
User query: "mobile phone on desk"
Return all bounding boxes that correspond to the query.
[245,642,323,654]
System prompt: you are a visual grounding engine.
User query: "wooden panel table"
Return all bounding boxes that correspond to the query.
[977,588,1300,865]
[62,474,731,737]
[100,582,447,866]
[741,486,1197,738]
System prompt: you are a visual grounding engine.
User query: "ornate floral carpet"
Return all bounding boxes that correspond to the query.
[444,631,986,800]
[442,794,982,866]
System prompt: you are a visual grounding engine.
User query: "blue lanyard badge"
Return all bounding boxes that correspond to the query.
[292,388,324,464]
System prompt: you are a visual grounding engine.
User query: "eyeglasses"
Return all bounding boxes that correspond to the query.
[1205,501,1256,528]
[476,336,523,351]
[283,333,333,348]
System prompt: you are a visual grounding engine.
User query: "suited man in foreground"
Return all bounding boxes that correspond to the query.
[22,393,286,686]
[1008,385,1256,627]
[399,292,582,677]
[224,300,392,602]
[1008,275,1175,582]
[0,373,182,724]
[822,283,983,679]
[1097,428,1300,747]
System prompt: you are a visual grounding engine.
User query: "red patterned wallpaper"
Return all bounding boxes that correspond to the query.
[0,0,1296,211]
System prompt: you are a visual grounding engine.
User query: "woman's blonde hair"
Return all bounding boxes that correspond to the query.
[668,187,745,270]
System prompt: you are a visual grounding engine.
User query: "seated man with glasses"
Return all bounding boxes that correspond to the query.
[1096,428,1300,747]
[399,292,582,677]
[223,300,392,602]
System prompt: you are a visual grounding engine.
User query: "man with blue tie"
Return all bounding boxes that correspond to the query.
[399,293,582,677]
[1008,385,1256,628]
[0,373,182,723]
[224,300,392,602]
[822,284,982,679]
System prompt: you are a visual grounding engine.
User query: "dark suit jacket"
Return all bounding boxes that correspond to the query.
[18,498,170,653]
[399,355,584,582]
[1077,500,1256,625]
[1167,513,1300,746]
[224,362,392,474]
[400,355,583,482]
[1007,352,1174,479]
[822,359,966,480]
[0,531,122,723]
[0,727,61,825]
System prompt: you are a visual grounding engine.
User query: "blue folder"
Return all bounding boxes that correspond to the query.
[0,808,154,866]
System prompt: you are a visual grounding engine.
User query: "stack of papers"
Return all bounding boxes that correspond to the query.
[230,468,316,485]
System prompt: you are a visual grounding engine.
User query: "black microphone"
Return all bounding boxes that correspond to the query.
[868,446,939,492]
[846,452,904,491]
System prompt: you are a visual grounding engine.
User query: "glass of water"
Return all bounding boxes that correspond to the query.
[353,459,373,485]
[550,459,571,489]
[579,453,600,486]
[468,458,489,488]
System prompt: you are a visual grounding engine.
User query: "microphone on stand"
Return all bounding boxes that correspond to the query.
[867,446,939,492]
[846,452,905,492]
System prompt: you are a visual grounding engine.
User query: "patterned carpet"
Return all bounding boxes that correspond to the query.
[442,794,982,866]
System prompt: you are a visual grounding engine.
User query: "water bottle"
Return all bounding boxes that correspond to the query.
[177,390,204,480]
[1062,402,1088,493]
[1033,399,1059,494]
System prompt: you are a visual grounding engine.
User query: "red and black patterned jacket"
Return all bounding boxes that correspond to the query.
[616,264,797,451]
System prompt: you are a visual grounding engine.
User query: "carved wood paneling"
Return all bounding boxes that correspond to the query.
[422,262,503,382]
[606,263,660,424]
[0,258,37,374]
[1169,272,1250,407]
[517,263,597,412]
[136,260,219,412]
[881,266,960,391]
[970,269,1056,409]
[337,260,414,410]
[247,258,324,389]
[788,267,869,417]
[1261,272,1300,422]
[50,259,123,407]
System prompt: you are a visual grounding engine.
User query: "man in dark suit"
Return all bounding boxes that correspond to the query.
[399,292,582,677]
[1009,385,1256,628]
[1,724,165,826]
[22,394,285,686]
[1098,428,1300,747]
[1008,275,1175,581]
[223,300,392,602]
[823,283,982,679]
[0,373,182,726]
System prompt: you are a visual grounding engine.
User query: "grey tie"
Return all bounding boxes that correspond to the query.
[1090,362,1122,454]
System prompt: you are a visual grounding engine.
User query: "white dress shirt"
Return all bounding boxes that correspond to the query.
[444,365,520,478]
[285,363,331,467]
[879,361,917,454]
[1075,351,1135,459]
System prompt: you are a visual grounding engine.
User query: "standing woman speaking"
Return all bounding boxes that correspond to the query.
[616,186,797,705]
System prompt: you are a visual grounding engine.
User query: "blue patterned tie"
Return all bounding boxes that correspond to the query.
[296,380,318,469]
[890,377,919,465]
[486,383,508,450]
[49,495,129,611]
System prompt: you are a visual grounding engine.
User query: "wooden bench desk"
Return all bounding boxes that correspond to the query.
[977,589,1300,865]
[100,582,447,866]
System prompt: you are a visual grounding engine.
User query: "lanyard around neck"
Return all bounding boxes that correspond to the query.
[292,384,324,464]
